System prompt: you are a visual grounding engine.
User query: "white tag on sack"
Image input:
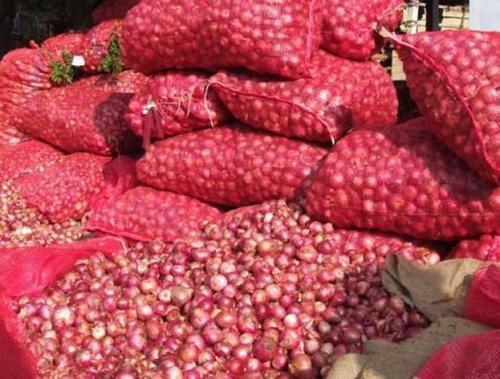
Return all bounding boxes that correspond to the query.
[72,55,86,67]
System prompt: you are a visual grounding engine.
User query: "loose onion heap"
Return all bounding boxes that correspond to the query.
[0,182,83,248]
[14,201,439,378]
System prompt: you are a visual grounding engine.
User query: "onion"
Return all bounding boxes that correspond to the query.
[14,202,434,378]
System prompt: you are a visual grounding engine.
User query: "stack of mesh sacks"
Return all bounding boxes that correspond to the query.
[86,0,407,244]
[1,0,407,247]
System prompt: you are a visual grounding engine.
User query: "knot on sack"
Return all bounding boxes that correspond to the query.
[142,97,157,115]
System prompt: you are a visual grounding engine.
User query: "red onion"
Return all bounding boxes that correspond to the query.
[15,201,435,378]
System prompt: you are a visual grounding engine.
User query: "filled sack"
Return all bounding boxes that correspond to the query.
[8,154,136,224]
[137,124,328,206]
[390,30,500,184]
[14,76,144,155]
[322,0,404,61]
[128,71,229,143]
[121,0,322,79]
[86,186,222,242]
[211,51,397,142]
[305,118,500,240]
[450,235,500,262]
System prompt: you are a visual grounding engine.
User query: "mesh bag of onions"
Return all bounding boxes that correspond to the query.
[92,0,140,23]
[416,329,500,379]
[81,20,124,74]
[121,0,322,79]
[137,124,328,206]
[0,32,84,120]
[127,71,229,144]
[6,154,136,224]
[0,49,52,128]
[305,118,500,240]
[14,77,142,156]
[0,238,128,379]
[450,235,500,262]
[86,186,222,242]
[390,30,500,185]
[0,199,441,378]
[322,0,404,61]
[39,32,85,59]
[211,51,398,143]
[0,140,63,183]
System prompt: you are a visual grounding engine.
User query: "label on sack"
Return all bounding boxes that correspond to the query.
[72,55,85,67]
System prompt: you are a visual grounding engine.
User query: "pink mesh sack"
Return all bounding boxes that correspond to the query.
[211,51,398,142]
[74,70,147,94]
[465,265,500,329]
[0,49,52,128]
[92,0,140,23]
[305,118,500,240]
[137,125,328,206]
[0,237,127,379]
[450,235,500,262]
[82,19,124,74]
[121,0,322,79]
[12,154,137,224]
[322,0,403,61]
[128,71,229,143]
[390,30,500,185]
[0,37,84,132]
[86,186,222,242]
[39,32,85,58]
[15,81,140,155]
[0,141,63,183]
[415,330,500,379]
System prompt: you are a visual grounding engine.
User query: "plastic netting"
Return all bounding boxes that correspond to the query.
[137,125,328,206]
[121,0,322,79]
[305,118,500,240]
[391,30,500,185]
[86,186,222,242]
[211,51,397,142]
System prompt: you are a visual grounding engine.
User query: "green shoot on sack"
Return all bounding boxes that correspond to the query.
[101,33,124,74]
[49,51,75,85]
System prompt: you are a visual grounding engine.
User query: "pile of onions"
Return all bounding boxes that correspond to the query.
[0,182,83,248]
[15,200,438,378]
